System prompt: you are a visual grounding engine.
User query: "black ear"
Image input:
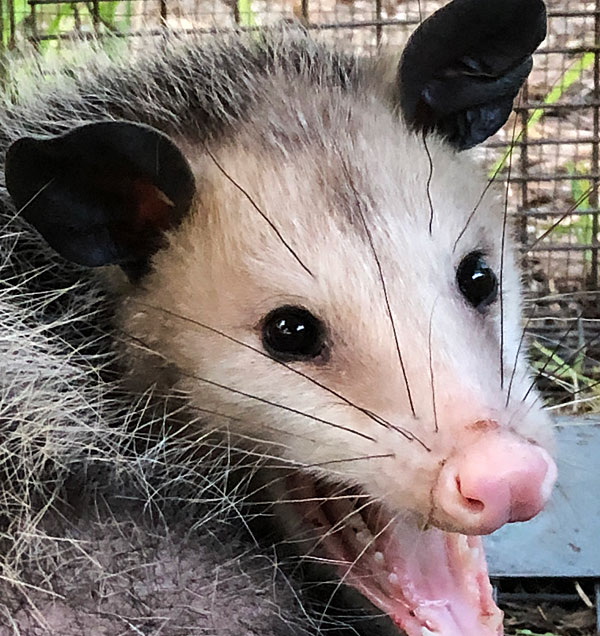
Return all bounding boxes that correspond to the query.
[398,0,546,150]
[5,121,195,278]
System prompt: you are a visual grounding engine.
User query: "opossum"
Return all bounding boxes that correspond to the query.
[0,0,558,634]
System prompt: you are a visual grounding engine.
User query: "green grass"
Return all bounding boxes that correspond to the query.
[1,0,28,47]
[539,160,595,263]
[237,0,256,27]
[2,0,133,53]
[490,52,595,178]
[3,0,251,52]
[530,338,600,411]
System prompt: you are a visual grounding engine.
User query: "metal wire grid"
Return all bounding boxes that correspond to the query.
[0,0,599,405]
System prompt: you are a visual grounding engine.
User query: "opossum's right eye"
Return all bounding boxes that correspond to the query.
[456,252,498,310]
[262,306,325,362]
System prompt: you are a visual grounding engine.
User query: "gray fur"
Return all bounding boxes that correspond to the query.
[0,227,312,635]
[0,30,391,636]
[0,30,358,153]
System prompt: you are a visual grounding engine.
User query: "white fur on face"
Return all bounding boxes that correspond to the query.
[120,78,553,525]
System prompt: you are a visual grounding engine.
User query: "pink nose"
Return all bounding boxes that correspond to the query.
[433,432,557,535]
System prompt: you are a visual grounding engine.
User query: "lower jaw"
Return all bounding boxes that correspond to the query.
[277,474,504,636]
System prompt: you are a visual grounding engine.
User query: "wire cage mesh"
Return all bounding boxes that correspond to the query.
[1,0,599,409]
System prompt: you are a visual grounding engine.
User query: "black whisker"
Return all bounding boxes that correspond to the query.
[132,300,427,447]
[521,313,582,404]
[532,326,600,396]
[499,96,521,391]
[453,169,500,253]
[527,184,594,251]
[453,117,525,253]
[558,379,600,400]
[336,147,418,421]
[455,57,587,254]
[535,328,600,374]
[205,146,314,278]
[117,328,378,444]
[506,306,537,408]
[422,130,435,235]
[428,298,439,433]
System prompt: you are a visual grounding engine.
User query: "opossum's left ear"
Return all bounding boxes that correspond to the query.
[5,121,195,279]
[397,0,546,150]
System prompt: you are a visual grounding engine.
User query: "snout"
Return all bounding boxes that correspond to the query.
[432,431,557,535]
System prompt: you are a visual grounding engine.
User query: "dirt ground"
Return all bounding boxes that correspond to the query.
[498,579,598,636]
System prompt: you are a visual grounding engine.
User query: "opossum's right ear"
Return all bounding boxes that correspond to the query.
[5,121,195,280]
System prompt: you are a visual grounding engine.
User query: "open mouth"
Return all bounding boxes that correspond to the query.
[285,475,503,636]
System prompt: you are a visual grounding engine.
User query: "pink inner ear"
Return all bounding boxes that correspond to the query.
[131,179,175,233]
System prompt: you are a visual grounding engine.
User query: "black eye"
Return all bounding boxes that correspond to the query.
[262,306,325,361]
[456,252,498,309]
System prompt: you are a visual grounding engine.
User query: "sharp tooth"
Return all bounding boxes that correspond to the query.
[348,512,365,528]
[349,513,367,532]
[374,551,384,563]
[356,529,373,545]
[457,534,469,557]
[421,629,437,636]
[388,573,399,585]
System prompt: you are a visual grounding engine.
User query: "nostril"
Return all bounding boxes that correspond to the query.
[455,476,485,513]
[464,497,485,513]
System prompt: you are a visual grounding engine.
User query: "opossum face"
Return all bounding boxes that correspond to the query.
[6,0,555,634]
[123,124,555,636]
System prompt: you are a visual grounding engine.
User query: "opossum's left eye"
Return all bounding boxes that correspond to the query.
[456,252,498,309]
[262,306,325,361]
